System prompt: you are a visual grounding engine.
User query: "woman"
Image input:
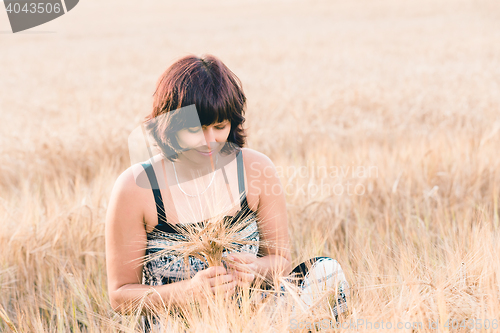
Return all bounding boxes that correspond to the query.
[105,55,349,327]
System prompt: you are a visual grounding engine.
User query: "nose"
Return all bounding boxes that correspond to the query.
[203,126,215,149]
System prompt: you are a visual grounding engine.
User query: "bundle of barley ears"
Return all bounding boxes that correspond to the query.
[140,190,280,285]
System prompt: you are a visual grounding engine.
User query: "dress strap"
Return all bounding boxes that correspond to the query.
[236,150,246,199]
[141,161,167,225]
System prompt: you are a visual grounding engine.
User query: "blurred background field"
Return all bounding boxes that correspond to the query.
[1,0,500,331]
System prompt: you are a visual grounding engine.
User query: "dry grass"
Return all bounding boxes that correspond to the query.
[1,0,500,331]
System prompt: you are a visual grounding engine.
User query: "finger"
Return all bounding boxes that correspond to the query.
[205,265,227,277]
[226,262,256,275]
[225,259,248,269]
[208,274,234,287]
[231,270,255,282]
[224,261,241,272]
[227,253,257,264]
[212,280,237,294]
[234,274,254,288]
[226,266,248,278]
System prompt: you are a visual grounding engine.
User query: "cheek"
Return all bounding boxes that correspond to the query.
[218,127,231,141]
[176,131,203,148]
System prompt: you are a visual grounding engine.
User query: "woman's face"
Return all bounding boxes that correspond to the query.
[176,119,231,162]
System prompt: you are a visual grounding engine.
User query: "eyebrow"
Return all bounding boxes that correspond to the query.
[202,120,229,127]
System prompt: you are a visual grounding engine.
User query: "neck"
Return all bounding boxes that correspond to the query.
[173,153,217,180]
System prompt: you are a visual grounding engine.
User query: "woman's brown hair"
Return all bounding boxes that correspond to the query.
[144,54,247,160]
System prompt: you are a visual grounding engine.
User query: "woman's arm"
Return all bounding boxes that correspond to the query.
[105,166,237,313]
[105,167,190,313]
[227,149,292,287]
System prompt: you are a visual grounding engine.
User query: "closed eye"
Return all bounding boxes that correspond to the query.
[187,127,201,133]
[214,122,229,130]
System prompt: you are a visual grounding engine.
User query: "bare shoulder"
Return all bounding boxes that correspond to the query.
[112,163,146,194]
[107,163,151,214]
[240,148,277,179]
[105,163,151,236]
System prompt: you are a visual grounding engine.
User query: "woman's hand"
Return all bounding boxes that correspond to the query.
[224,253,258,288]
[188,266,237,298]
[225,252,293,290]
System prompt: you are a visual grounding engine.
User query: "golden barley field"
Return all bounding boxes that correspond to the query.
[1,0,500,331]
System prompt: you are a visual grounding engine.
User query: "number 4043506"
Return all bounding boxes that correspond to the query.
[6,2,62,14]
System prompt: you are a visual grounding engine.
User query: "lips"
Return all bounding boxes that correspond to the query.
[197,150,213,156]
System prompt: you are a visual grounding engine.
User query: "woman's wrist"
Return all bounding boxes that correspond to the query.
[121,279,204,315]
[154,279,194,309]
[253,255,292,287]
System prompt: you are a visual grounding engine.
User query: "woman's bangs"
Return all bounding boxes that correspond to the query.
[196,102,230,126]
[184,86,231,126]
